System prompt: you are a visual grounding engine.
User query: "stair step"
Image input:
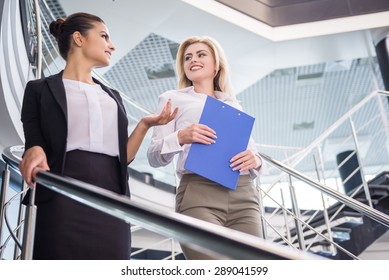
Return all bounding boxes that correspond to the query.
[330,213,364,228]
[354,197,380,205]
[276,226,352,247]
[273,211,362,244]
[305,211,364,233]
[331,227,352,242]
[303,226,351,242]
[367,184,389,200]
[367,171,389,186]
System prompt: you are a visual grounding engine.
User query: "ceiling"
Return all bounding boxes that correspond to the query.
[47,0,389,186]
[215,0,389,27]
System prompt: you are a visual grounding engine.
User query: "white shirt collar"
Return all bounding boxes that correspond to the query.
[180,86,235,102]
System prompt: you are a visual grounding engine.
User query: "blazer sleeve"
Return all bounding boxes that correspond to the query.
[21,80,47,151]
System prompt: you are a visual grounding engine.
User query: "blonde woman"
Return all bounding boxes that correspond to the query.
[147,36,263,259]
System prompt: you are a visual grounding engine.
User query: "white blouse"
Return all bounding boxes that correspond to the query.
[63,79,119,157]
[147,86,260,180]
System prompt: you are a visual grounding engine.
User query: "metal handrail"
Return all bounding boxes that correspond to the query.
[1,146,322,260]
[259,152,389,227]
[289,90,389,168]
[34,172,318,260]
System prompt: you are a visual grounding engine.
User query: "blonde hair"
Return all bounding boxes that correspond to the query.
[176,36,234,98]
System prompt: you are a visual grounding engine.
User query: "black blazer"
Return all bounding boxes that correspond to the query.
[21,71,130,203]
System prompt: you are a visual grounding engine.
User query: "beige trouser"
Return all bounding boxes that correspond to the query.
[176,174,263,260]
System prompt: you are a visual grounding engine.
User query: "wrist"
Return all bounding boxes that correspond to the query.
[139,118,151,130]
[177,129,183,146]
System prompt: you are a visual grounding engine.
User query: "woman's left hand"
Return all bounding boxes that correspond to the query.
[230,150,261,172]
[142,99,178,128]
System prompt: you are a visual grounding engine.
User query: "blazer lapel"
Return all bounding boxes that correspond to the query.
[46,70,68,120]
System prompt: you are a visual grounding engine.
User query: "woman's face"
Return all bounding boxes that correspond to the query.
[80,22,115,68]
[183,42,216,84]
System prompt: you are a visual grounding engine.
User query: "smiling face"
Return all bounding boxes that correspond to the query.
[80,22,115,68]
[183,42,216,86]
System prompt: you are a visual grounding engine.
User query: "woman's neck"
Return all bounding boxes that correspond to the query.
[63,60,95,85]
[193,81,215,97]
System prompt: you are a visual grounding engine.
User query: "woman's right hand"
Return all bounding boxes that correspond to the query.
[178,124,217,146]
[19,146,50,188]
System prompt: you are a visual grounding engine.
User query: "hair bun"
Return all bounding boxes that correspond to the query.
[49,18,65,39]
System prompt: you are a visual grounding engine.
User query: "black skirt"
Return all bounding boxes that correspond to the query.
[33,150,131,260]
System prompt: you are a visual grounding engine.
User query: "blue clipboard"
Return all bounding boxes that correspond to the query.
[184,96,255,190]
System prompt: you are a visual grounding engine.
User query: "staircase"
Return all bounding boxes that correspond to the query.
[276,171,389,259]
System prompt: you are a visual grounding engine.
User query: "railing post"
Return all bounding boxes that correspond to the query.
[171,239,175,260]
[316,145,327,185]
[18,0,42,261]
[321,194,337,256]
[280,189,291,243]
[349,117,373,208]
[0,164,11,250]
[13,181,28,259]
[313,153,336,255]
[33,0,42,79]
[288,175,305,251]
[256,178,267,239]
[20,187,36,260]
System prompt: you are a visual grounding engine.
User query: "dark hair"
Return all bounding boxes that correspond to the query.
[49,12,104,60]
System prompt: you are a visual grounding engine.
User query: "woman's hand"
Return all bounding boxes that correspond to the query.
[178,123,217,146]
[127,99,178,163]
[230,150,262,172]
[19,146,49,188]
[141,99,178,128]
